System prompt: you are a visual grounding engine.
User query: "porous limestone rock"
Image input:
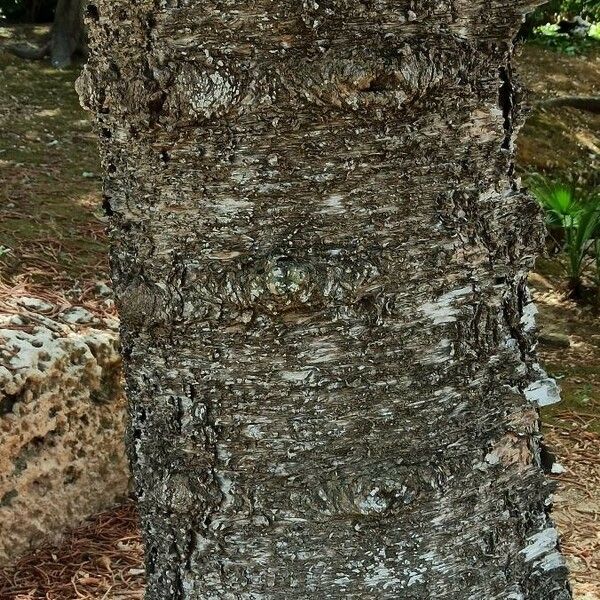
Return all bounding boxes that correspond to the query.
[0,299,128,564]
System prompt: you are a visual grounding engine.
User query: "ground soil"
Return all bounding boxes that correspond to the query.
[0,25,110,316]
[517,43,600,181]
[0,26,598,600]
[519,41,600,600]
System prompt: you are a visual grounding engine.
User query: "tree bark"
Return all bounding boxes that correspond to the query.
[79,1,572,598]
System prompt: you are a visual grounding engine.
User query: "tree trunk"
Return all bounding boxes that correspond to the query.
[7,0,85,68]
[79,1,572,598]
[49,0,85,68]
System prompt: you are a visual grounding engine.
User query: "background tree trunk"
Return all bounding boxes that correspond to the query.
[8,0,85,68]
[49,0,85,68]
[79,1,572,598]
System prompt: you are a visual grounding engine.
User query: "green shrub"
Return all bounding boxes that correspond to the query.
[531,0,600,21]
[523,0,600,45]
[529,176,600,298]
[560,0,600,21]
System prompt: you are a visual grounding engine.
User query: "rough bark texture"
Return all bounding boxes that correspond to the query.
[0,298,128,564]
[80,1,572,598]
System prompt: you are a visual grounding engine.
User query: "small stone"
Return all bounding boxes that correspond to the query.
[539,332,570,349]
[103,317,120,331]
[59,307,96,324]
[551,462,566,475]
[94,281,113,298]
[16,297,54,313]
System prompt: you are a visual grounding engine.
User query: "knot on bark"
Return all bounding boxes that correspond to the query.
[166,64,243,122]
[287,44,448,113]
[117,280,170,329]
[264,258,311,299]
[75,65,94,112]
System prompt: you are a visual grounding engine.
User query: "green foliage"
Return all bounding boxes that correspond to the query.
[560,0,600,20]
[523,0,600,51]
[534,19,600,40]
[529,175,600,296]
[530,0,600,21]
[530,177,581,229]
[534,23,562,37]
[595,239,600,292]
[529,22,599,55]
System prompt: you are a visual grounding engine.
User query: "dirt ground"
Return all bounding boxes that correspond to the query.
[0,26,598,600]
[518,42,600,600]
[517,43,600,180]
[0,25,110,317]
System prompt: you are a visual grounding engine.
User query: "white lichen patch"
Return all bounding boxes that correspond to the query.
[321,193,345,215]
[215,472,235,511]
[523,378,561,407]
[300,338,340,365]
[185,69,239,119]
[364,563,402,590]
[357,488,389,514]
[537,550,567,572]
[244,424,265,440]
[214,197,253,216]
[419,286,473,325]
[419,338,454,365]
[520,527,559,562]
[520,302,538,334]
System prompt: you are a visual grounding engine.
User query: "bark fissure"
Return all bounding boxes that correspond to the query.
[499,64,515,152]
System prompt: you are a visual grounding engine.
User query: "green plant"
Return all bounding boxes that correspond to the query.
[529,176,600,297]
[593,193,600,299]
[528,22,597,54]
[561,0,600,21]
[523,0,600,51]
[534,23,562,37]
[531,0,600,22]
